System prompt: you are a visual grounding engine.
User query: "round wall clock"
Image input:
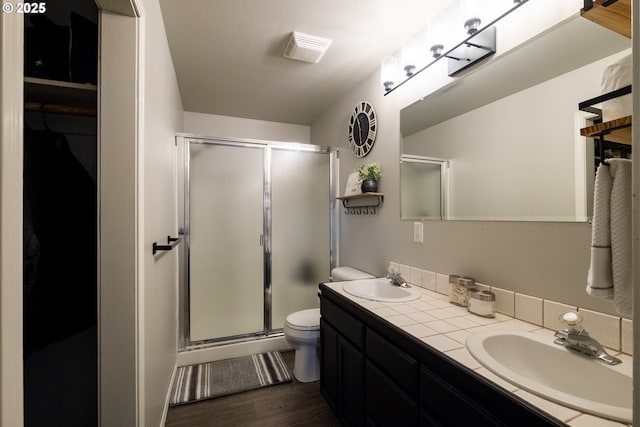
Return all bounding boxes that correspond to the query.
[348,101,377,158]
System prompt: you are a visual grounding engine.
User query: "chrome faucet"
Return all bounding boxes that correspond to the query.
[386,271,410,288]
[553,312,622,365]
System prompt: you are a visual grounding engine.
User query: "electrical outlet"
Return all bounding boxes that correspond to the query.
[413,222,423,243]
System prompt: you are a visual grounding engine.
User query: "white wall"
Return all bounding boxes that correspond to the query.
[100,9,139,426]
[311,0,619,315]
[140,0,184,426]
[184,111,310,143]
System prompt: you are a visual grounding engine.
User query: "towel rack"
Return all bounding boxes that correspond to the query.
[152,235,182,255]
[578,85,632,166]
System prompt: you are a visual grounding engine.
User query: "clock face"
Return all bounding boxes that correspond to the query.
[348,101,377,157]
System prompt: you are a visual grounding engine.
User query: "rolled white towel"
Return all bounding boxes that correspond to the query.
[608,159,632,317]
[586,163,614,297]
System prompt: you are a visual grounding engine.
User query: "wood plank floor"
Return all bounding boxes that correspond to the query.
[165,351,341,427]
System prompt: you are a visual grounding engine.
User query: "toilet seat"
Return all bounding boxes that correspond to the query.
[285,308,320,331]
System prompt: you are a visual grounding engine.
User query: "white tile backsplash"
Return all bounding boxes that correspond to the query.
[621,318,633,355]
[578,308,621,351]
[491,287,515,317]
[515,293,543,326]
[543,300,578,332]
[435,273,450,295]
[399,263,411,279]
[422,270,437,291]
[409,267,423,286]
[474,282,491,292]
[389,261,633,355]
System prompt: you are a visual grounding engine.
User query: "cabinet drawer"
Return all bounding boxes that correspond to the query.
[366,328,418,396]
[321,296,364,349]
[366,361,418,426]
[420,367,500,427]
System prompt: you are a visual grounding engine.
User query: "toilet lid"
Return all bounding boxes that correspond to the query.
[285,308,320,330]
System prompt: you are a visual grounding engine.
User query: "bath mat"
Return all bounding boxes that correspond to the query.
[169,351,291,406]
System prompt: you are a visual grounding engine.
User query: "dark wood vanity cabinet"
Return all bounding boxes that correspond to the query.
[319,284,565,427]
[320,298,366,426]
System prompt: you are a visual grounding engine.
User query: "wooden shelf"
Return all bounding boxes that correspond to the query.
[336,193,384,215]
[336,192,384,201]
[24,77,97,108]
[581,0,631,38]
[25,101,96,117]
[580,115,632,145]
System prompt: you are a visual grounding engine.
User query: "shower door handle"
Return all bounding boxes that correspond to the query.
[260,234,264,246]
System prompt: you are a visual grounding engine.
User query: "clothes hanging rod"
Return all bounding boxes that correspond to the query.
[25,101,96,117]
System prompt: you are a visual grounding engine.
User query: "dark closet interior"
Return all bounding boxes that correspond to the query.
[23,1,98,425]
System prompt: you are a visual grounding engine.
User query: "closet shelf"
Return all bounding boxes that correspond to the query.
[581,0,631,38]
[25,101,97,117]
[24,77,97,108]
[336,193,384,215]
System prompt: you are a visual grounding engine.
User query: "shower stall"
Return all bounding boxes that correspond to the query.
[176,135,336,347]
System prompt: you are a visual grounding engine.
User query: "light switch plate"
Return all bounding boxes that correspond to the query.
[413,222,423,243]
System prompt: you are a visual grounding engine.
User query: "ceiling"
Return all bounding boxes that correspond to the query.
[159,0,456,125]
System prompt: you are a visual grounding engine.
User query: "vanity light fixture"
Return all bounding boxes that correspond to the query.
[381,0,529,94]
[380,56,398,92]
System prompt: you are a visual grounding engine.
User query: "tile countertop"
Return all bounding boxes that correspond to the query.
[323,281,633,427]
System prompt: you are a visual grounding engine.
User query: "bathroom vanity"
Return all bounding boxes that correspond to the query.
[319,282,565,427]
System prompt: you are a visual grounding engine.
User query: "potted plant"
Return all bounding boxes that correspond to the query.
[357,162,382,193]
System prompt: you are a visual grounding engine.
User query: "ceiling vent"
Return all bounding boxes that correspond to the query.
[283,31,332,64]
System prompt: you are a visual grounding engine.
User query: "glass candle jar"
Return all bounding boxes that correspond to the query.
[449,276,475,306]
[467,290,496,318]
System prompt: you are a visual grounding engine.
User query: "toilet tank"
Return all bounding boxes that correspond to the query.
[330,266,375,281]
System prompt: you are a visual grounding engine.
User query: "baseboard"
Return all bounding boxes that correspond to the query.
[176,335,292,367]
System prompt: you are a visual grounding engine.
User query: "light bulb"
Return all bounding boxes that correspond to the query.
[427,24,445,58]
[380,56,398,92]
[460,0,482,35]
[401,39,420,77]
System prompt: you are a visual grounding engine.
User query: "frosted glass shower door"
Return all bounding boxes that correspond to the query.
[270,149,331,329]
[188,143,265,342]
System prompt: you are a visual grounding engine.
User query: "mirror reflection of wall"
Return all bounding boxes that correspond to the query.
[400,155,447,220]
[399,16,630,222]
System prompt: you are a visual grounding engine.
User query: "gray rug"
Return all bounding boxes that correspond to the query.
[169,351,291,406]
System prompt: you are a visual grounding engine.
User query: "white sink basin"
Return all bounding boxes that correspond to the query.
[466,330,632,423]
[342,278,421,302]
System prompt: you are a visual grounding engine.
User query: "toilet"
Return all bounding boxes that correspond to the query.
[284,266,374,383]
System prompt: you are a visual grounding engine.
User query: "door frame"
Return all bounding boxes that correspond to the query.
[0,0,143,425]
[0,9,25,427]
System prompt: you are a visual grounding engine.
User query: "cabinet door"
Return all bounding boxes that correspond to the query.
[420,367,499,427]
[340,336,365,427]
[320,318,339,412]
[419,409,444,427]
[366,361,418,426]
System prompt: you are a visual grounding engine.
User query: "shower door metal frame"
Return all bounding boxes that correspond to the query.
[176,134,338,350]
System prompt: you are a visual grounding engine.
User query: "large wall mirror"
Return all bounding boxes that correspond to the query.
[400,15,630,222]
